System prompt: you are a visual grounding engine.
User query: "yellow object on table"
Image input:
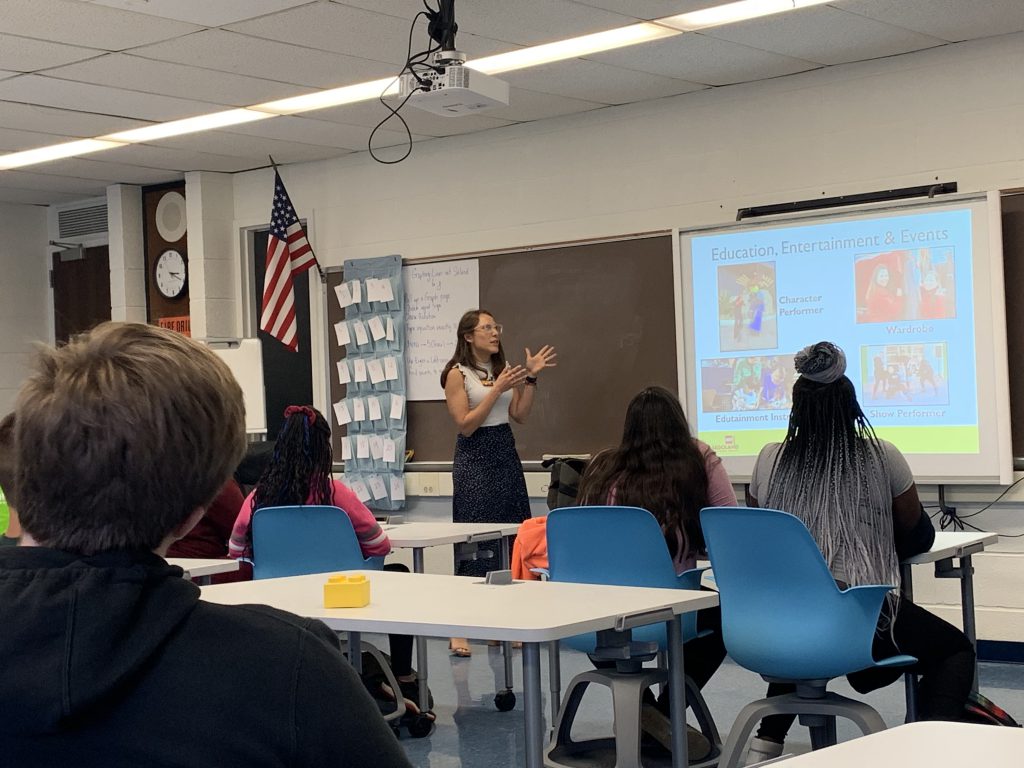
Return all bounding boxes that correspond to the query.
[323,573,370,608]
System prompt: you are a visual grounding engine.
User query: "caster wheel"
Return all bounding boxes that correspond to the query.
[494,689,516,711]
[407,713,435,738]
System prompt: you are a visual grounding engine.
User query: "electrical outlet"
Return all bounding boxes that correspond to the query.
[406,472,440,497]
[523,473,549,499]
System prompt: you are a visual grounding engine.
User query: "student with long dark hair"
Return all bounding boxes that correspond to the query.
[229,406,426,708]
[441,308,556,656]
[577,386,736,759]
[744,341,974,763]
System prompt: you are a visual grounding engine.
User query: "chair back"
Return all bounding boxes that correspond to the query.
[251,505,384,580]
[547,506,703,651]
[700,506,890,680]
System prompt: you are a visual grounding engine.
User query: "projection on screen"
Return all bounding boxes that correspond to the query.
[679,196,1011,483]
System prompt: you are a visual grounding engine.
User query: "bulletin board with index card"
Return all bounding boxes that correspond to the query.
[326,256,407,510]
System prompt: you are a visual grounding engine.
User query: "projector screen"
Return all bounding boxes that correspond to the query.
[677,192,1012,484]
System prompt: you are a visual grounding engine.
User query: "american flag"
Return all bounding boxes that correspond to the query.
[260,171,318,351]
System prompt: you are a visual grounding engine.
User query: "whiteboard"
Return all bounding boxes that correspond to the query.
[209,339,267,434]
[404,259,479,401]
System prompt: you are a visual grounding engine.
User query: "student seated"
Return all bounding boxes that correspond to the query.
[229,405,429,712]
[0,412,22,547]
[0,322,411,768]
[166,477,250,582]
[575,386,738,760]
[744,341,974,764]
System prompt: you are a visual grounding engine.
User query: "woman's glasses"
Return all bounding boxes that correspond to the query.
[475,323,503,335]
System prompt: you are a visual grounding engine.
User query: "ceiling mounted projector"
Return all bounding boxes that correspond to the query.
[397,50,509,117]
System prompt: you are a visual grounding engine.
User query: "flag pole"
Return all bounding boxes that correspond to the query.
[268,155,325,284]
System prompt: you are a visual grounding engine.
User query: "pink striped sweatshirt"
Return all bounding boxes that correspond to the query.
[228,479,391,560]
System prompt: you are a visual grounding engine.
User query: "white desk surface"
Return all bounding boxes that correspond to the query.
[201,569,718,643]
[167,558,240,579]
[769,721,1023,766]
[903,530,998,565]
[382,521,521,548]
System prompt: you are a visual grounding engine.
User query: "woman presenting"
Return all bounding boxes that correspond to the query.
[441,309,556,657]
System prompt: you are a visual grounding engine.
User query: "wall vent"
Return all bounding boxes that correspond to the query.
[58,204,107,239]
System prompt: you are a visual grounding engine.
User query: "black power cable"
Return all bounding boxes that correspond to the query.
[368,0,458,165]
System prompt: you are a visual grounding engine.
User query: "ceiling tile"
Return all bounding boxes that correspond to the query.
[157,131,351,164]
[28,157,183,185]
[129,29,393,88]
[0,127,79,152]
[567,1,709,20]
[487,88,605,122]
[0,169,110,196]
[225,115,424,151]
[590,33,820,86]
[839,0,1024,43]
[0,101,152,137]
[503,59,706,105]
[103,143,267,172]
[89,0,317,27]
[0,186,84,205]
[1,0,202,50]
[334,0,634,46]
[701,6,945,66]
[0,34,102,72]
[46,54,317,107]
[0,75,229,121]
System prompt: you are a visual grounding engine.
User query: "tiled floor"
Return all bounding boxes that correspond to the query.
[377,636,1024,767]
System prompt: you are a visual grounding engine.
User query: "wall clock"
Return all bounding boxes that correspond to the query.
[154,248,187,299]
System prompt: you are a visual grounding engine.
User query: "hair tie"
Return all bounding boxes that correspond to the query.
[283,405,317,426]
[794,341,847,384]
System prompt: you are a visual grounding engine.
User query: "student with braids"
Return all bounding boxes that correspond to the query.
[744,341,974,764]
[576,386,737,760]
[229,405,428,711]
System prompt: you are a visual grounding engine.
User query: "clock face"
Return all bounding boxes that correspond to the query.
[154,249,187,299]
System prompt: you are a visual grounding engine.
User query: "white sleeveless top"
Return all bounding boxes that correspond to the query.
[457,363,512,428]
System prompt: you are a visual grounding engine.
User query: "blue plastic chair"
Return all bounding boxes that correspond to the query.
[250,504,385,580]
[700,506,917,768]
[544,506,720,768]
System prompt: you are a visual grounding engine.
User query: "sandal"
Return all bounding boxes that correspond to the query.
[449,638,472,657]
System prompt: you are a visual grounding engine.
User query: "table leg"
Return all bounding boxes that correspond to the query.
[411,547,431,712]
[522,642,544,768]
[900,562,919,722]
[548,640,561,726]
[500,536,514,693]
[667,617,689,768]
[959,554,979,692]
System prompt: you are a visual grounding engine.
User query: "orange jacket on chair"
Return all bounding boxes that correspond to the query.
[511,516,548,580]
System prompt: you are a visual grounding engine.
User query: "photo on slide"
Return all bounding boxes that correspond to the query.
[854,247,956,324]
[700,354,797,413]
[718,262,777,351]
[860,343,950,406]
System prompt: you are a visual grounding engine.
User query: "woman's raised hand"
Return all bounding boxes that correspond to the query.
[495,363,529,392]
[525,345,557,375]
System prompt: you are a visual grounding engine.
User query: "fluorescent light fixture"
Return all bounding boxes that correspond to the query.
[0,0,835,170]
[0,139,126,170]
[659,0,832,31]
[102,108,274,143]
[468,23,679,75]
[254,78,399,115]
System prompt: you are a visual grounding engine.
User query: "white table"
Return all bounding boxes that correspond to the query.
[202,569,718,768]
[166,557,240,584]
[767,721,1023,766]
[900,530,998,717]
[382,520,522,711]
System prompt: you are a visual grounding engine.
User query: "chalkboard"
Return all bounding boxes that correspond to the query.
[326,235,678,463]
[1000,192,1024,465]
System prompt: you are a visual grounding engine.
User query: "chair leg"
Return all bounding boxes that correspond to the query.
[338,637,408,725]
[718,698,779,768]
[608,673,651,768]
[686,676,722,765]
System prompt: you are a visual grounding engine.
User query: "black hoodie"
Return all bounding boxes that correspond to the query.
[0,547,411,768]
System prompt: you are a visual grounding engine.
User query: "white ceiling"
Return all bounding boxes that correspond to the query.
[0,0,1021,205]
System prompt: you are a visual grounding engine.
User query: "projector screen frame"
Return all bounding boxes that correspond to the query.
[674,191,1012,486]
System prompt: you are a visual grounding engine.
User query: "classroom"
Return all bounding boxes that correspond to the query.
[1,1,1023,766]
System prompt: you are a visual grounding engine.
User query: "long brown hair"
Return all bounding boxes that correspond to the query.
[439,309,507,388]
[578,386,710,557]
